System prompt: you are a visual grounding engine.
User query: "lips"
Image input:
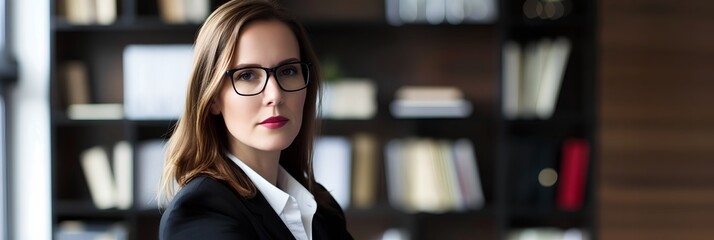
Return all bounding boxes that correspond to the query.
[259,116,289,129]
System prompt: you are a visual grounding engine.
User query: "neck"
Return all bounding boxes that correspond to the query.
[230,146,281,186]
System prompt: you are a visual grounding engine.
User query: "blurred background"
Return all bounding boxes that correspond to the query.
[2,0,713,239]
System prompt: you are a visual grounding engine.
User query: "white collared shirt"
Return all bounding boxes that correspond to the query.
[227,153,317,240]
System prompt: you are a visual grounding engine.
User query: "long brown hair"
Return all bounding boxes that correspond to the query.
[158,0,324,208]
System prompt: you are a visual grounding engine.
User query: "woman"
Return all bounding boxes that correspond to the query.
[158,1,352,239]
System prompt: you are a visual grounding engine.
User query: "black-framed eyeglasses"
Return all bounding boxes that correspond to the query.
[225,62,311,96]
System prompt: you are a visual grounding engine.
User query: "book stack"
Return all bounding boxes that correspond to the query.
[507,227,586,240]
[80,142,132,210]
[390,86,473,119]
[123,44,193,120]
[386,0,497,25]
[158,0,210,24]
[312,136,352,209]
[312,134,381,210]
[59,0,117,25]
[385,138,484,213]
[60,61,124,120]
[55,221,127,240]
[350,133,379,209]
[136,140,168,210]
[321,79,377,120]
[511,138,590,210]
[557,138,590,211]
[522,0,572,20]
[502,37,572,120]
[511,140,558,208]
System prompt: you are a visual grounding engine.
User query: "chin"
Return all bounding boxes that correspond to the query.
[255,137,296,152]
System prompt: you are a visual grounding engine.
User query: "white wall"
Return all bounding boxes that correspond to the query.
[10,0,51,239]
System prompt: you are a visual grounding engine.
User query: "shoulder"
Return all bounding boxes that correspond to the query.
[159,176,256,240]
[166,176,240,213]
[313,182,354,240]
[313,182,348,215]
[174,176,234,202]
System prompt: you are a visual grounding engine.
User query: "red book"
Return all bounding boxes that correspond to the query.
[557,138,590,211]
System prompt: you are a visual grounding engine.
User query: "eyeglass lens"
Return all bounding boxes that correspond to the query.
[229,63,308,95]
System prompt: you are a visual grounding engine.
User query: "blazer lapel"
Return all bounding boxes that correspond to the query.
[243,191,296,240]
[311,204,335,240]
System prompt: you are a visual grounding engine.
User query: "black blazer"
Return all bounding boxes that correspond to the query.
[159,176,353,240]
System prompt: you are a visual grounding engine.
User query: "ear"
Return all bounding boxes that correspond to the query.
[210,98,222,115]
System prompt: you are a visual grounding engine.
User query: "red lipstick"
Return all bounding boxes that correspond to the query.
[259,116,288,129]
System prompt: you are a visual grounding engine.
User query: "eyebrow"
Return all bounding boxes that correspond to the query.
[231,58,301,69]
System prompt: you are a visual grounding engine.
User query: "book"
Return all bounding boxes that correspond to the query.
[391,86,472,118]
[390,99,472,118]
[183,0,210,24]
[385,138,484,213]
[395,86,463,101]
[60,61,91,107]
[350,133,378,209]
[521,39,551,118]
[158,0,209,24]
[557,138,590,211]
[387,0,497,25]
[136,140,167,209]
[535,37,571,119]
[56,221,127,240]
[406,139,442,212]
[502,41,522,120]
[123,44,193,120]
[397,0,425,24]
[425,0,446,24]
[113,141,132,210]
[452,138,485,209]
[95,0,117,25]
[380,228,410,240]
[534,141,558,208]
[508,228,585,240]
[511,140,558,208]
[321,79,377,119]
[385,0,402,26]
[62,0,116,25]
[80,146,117,209]
[502,37,571,119]
[445,0,465,24]
[463,0,498,23]
[436,139,463,211]
[507,227,584,240]
[384,139,405,208]
[313,136,352,209]
[64,0,96,25]
[67,103,123,120]
[158,0,185,23]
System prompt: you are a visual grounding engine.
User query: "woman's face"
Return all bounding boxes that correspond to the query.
[213,19,306,156]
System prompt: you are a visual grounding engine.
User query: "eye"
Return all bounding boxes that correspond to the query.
[234,69,258,81]
[279,67,298,77]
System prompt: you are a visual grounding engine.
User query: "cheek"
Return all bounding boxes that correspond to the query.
[292,92,307,118]
[219,90,258,128]
[223,98,256,123]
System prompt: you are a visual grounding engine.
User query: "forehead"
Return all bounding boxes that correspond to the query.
[233,19,300,66]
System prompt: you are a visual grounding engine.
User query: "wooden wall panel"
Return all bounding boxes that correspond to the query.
[600,0,714,239]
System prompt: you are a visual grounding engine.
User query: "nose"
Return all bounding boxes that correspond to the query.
[262,74,283,106]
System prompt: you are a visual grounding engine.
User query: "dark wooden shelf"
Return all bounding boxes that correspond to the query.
[131,119,177,127]
[54,200,131,218]
[50,0,597,239]
[508,207,588,220]
[51,110,126,126]
[52,17,201,32]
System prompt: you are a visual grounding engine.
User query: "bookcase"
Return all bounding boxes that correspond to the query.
[49,0,597,239]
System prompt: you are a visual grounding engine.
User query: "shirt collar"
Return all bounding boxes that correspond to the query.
[277,165,316,208]
[226,152,289,215]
